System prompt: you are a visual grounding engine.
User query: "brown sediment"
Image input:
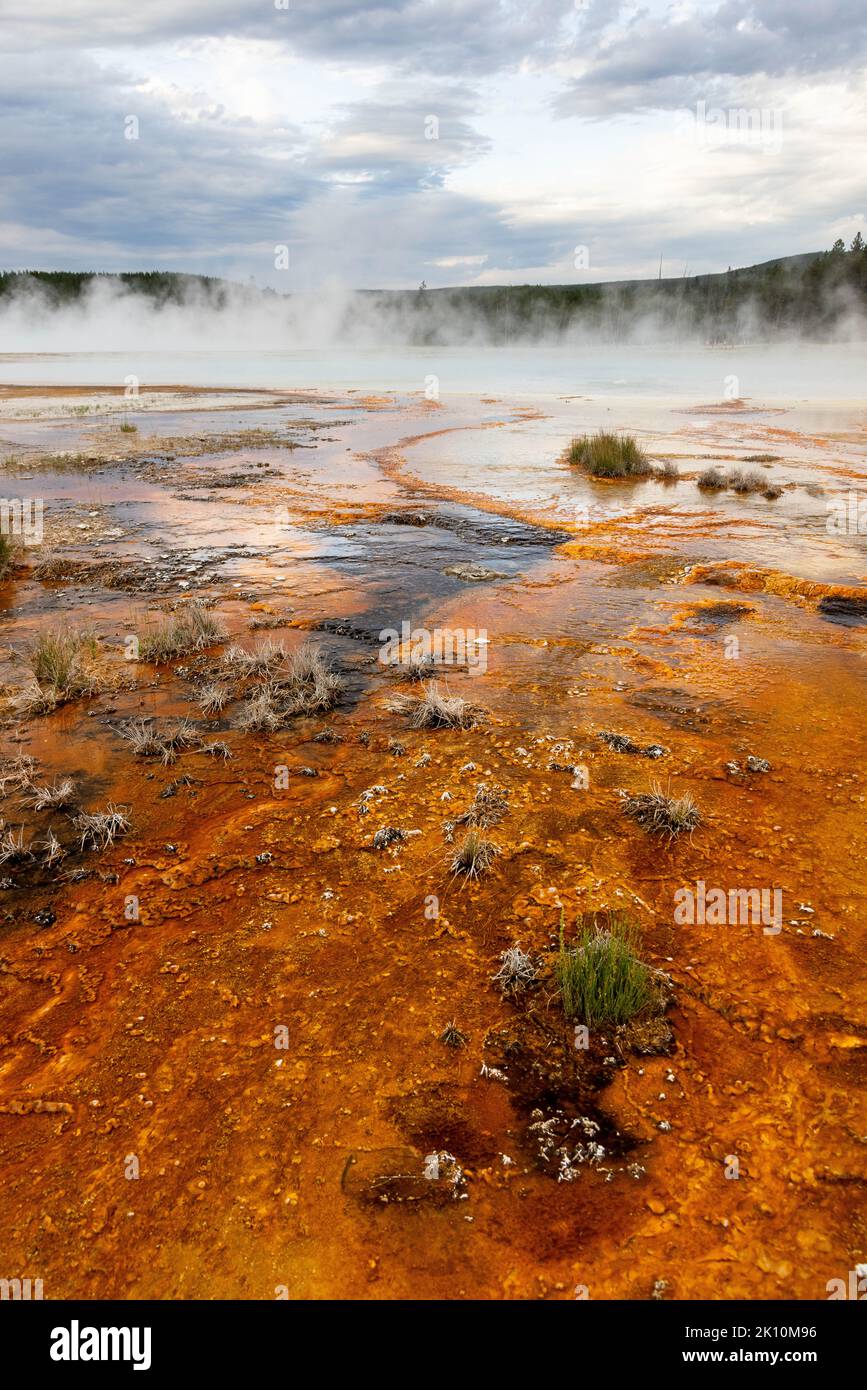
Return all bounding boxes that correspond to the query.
[0,386,864,1301]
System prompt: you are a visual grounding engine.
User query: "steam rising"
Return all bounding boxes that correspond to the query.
[1,263,866,354]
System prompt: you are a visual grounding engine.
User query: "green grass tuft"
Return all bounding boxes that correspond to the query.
[555,912,658,1026]
[567,431,651,478]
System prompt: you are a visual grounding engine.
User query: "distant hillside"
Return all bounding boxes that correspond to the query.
[2,241,866,342]
[0,269,235,308]
[357,244,867,342]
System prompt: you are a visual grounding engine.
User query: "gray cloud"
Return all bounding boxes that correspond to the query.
[0,49,558,286]
[0,0,865,288]
[2,1,580,76]
[556,0,867,116]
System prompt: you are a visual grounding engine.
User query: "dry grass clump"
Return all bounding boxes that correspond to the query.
[222,638,286,676]
[201,740,232,760]
[696,465,727,491]
[159,719,202,764]
[0,754,38,796]
[567,432,651,478]
[234,642,343,731]
[654,459,679,482]
[12,681,62,718]
[36,827,66,867]
[13,629,104,717]
[383,650,449,681]
[283,643,343,704]
[235,685,283,733]
[728,466,766,494]
[198,682,231,715]
[621,782,700,840]
[440,1020,468,1048]
[555,912,662,1026]
[139,602,225,663]
[120,720,165,758]
[387,680,487,730]
[73,803,130,851]
[450,827,498,878]
[0,824,32,865]
[698,464,782,499]
[25,777,76,811]
[455,782,509,828]
[492,945,538,996]
[119,717,202,764]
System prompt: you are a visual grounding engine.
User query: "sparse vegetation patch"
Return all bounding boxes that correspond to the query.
[139,602,225,663]
[567,432,651,478]
[450,827,497,877]
[387,680,487,730]
[621,782,701,839]
[555,912,662,1026]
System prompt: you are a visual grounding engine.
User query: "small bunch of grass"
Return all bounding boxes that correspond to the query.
[654,459,679,482]
[0,824,32,865]
[198,682,231,715]
[567,432,651,479]
[30,629,98,689]
[26,777,76,811]
[73,803,130,852]
[454,782,509,828]
[234,684,284,732]
[384,651,443,681]
[14,630,103,716]
[621,781,700,840]
[450,827,498,878]
[235,643,343,729]
[728,466,766,495]
[555,912,658,1026]
[159,719,202,764]
[120,719,165,758]
[281,642,344,713]
[119,421,137,433]
[491,944,537,996]
[119,717,201,763]
[139,602,225,663]
[0,754,39,796]
[696,465,727,491]
[440,1021,468,1048]
[222,638,286,676]
[201,740,232,759]
[37,827,66,867]
[12,680,59,718]
[387,680,487,730]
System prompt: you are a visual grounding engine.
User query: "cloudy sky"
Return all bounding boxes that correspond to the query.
[2,0,866,289]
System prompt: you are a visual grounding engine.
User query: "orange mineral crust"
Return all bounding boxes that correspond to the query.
[0,386,864,1300]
